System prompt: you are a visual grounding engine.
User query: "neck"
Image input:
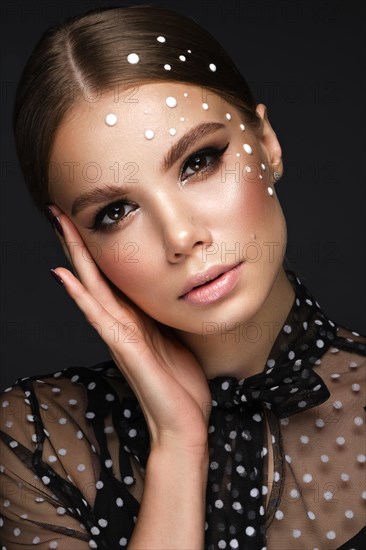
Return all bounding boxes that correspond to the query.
[175,267,295,381]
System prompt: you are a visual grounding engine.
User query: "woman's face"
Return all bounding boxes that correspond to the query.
[49,82,286,334]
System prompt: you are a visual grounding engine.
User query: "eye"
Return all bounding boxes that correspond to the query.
[180,143,229,182]
[87,201,137,234]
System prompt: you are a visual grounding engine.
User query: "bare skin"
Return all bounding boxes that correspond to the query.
[48,82,294,548]
[49,206,211,547]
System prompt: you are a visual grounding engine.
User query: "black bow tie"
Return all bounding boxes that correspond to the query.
[208,354,330,419]
[204,270,337,550]
[104,270,338,550]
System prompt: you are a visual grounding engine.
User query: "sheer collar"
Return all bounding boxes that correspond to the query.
[207,269,337,417]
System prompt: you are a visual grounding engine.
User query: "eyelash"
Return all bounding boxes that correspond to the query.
[88,142,230,234]
[87,200,137,234]
[179,142,229,182]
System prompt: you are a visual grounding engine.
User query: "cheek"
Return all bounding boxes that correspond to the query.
[222,170,275,232]
[86,240,149,295]
[220,169,287,264]
[241,179,273,226]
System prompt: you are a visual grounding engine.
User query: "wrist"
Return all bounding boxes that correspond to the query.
[131,440,208,548]
[149,440,209,470]
[150,436,209,463]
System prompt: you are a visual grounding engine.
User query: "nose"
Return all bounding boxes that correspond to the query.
[156,194,212,263]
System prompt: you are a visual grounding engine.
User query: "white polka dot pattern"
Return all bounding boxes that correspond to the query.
[0,270,365,548]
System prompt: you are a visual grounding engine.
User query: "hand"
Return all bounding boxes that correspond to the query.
[47,205,212,455]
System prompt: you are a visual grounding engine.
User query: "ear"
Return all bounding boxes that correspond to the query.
[255,103,283,183]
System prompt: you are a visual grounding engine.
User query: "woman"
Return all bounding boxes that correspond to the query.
[1,4,365,549]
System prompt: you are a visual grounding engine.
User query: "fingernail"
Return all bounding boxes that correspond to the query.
[44,204,64,237]
[50,269,64,286]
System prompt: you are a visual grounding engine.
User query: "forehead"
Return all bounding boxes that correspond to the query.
[51,82,235,152]
[49,82,239,206]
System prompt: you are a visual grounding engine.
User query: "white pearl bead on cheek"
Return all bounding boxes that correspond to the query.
[267,186,274,196]
[105,113,118,127]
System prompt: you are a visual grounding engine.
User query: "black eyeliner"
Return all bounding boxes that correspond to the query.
[88,142,230,234]
[179,142,229,181]
[87,200,136,234]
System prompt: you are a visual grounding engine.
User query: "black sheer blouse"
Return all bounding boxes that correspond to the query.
[1,270,365,549]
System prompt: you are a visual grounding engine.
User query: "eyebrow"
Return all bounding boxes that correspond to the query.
[71,184,131,217]
[71,121,225,217]
[161,121,225,171]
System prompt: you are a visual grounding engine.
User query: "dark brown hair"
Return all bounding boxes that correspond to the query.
[13,4,260,211]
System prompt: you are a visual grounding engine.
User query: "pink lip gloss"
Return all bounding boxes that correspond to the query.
[182,263,243,305]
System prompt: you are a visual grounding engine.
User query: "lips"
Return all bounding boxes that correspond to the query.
[179,262,242,297]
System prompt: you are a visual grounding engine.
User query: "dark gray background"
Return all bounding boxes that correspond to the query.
[1,0,365,389]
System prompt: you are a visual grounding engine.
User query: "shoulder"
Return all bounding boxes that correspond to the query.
[0,361,139,548]
[0,360,135,447]
[316,323,365,415]
[325,323,366,380]
[332,323,366,356]
[1,359,131,403]
[0,359,147,499]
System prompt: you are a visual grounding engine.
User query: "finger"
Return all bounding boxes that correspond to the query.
[48,204,91,277]
[48,204,126,317]
[46,204,75,270]
[52,267,141,361]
